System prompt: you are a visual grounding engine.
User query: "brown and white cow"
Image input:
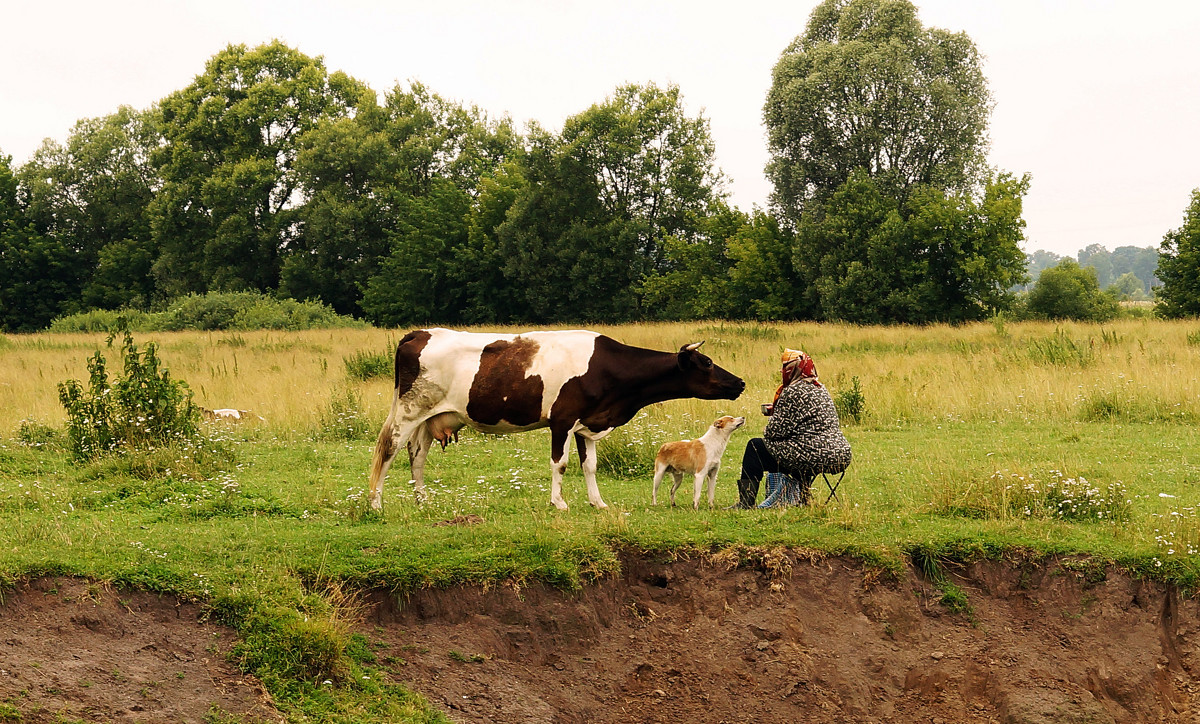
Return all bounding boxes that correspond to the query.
[368,328,745,510]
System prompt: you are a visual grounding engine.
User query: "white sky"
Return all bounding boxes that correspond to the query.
[3,0,1199,258]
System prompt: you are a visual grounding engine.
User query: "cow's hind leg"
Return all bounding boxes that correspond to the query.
[576,432,607,509]
[549,426,573,510]
[368,409,422,510]
[407,422,434,504]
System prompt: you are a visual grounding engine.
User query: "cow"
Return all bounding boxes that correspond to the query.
[368,328,746,511]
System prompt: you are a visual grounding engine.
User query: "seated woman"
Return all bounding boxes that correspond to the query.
[730,349,852,509]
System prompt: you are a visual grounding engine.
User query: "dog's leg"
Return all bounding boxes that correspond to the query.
[670,471,684,506]
[706,462,721,508]
[652,461,667,505]
[693,471,708,510]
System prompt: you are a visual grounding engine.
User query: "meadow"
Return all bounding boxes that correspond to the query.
[1,318,1199,721]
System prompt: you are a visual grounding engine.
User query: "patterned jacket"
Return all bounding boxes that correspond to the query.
[763,381,852,476]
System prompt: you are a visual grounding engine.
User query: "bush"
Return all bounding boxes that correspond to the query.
[57,331,200,461]
[343,349,392,381]
[317,387,374,441]
[834,376,866,424]
[48,292,363,332]
[1026,260,1119,322]
[996,470,1131,522]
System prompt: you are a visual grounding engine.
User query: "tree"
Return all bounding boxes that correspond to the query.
[640,202,748,320]
[1156,189,1200,318]
[1022,249,1063,291]
[18,106,160,309]
[1026,259,1119,322]
[287,82,515,320]
[723,210,808,320]
[150,41,368,297]
[1110,272,1148,301]
[496,83,726,323]
[764,0,991,223]
[794,171,1029,323]
[1077,243,1113,288]
[0,153,80,331]
[1108,245,1158,294]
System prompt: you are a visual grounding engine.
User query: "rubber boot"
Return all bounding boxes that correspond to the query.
[725,477,759,509]
[757,472,786,508]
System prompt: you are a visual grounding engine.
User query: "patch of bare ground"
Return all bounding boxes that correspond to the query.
[369,553,1200,724]
[0,577,279,723]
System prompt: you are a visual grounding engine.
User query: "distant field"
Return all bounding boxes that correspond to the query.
[1,318,1198,719]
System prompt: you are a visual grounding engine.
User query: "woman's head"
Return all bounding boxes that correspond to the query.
[780,349,820,388]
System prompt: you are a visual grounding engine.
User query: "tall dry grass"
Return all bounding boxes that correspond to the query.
[2,319,1198,437]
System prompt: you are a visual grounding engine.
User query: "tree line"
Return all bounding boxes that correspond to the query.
[2,0,1198,333]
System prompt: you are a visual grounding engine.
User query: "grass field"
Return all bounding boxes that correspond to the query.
[1,318,1199,721]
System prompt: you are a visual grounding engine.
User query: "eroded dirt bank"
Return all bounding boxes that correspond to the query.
[371,554,1200,724]
[0,578,278,723]
[2,556,1199,723]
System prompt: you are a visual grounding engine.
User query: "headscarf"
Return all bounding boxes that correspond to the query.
[773,348,821,405]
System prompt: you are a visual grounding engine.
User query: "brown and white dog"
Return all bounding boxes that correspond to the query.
[652,415,746,509]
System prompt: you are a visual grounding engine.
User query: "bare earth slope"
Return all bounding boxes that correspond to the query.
[372,554,1200,724]
[0,578,278,723]
[2,555,1199,723]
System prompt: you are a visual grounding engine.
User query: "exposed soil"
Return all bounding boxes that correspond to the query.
[0,578,278,723]
[3,554,1200,723]
[371,553,1200,724]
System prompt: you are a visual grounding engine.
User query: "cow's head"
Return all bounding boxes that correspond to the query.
[677,341,745,400]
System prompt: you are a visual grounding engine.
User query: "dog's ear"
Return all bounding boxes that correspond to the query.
[714,417,727,429]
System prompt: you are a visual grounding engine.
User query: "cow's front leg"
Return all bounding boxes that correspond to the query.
[575,432,607,509]
[549,426,572,510]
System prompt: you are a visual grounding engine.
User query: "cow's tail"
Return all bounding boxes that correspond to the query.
[368,415,396,509]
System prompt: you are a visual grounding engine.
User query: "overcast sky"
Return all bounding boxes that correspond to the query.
[4,0,1199,258]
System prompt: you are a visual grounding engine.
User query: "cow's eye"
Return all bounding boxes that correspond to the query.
[700,356,713,369]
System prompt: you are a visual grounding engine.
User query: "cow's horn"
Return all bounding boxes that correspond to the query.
[684,341,704,351]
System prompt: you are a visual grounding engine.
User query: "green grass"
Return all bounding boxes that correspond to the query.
[2,320,1200,720]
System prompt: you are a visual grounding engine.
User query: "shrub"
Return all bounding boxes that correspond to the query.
[47,292,362,332]
[57,331,200,461]
[343,349,392,381]
[47,309,150,333]
[1025,329,1094,367]
[834,376,866,424]
[317,387,374,441]
[15,419,59,448]
[596,426,657,478]
[996,470,1131,522]
[1026,260,1119,322]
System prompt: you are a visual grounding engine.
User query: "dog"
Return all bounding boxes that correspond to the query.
[652,415,746,509]
[200,407,264,422]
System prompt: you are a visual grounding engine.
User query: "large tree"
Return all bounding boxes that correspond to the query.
[795,171,1029,323]
[150,41,367,297]
[1156,189,1200,318]
[764,0,991,223]
[0,153,79,331]
[289,82,515,320]
[19,106,160,309]
[496,83,726,323]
